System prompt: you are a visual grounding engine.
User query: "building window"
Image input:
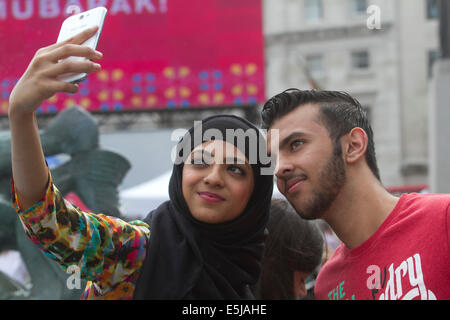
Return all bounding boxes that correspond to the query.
[305,54,324,78]
[305,0,323,23]
[426,0,439,19]
[428,49,441,77]
[351,50,370,70]
[350,0,367,15]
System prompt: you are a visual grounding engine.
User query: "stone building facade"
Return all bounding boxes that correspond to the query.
[263,0,439,187]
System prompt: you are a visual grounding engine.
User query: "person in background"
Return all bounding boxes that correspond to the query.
[253,198,323,299]
[316,220,340,266]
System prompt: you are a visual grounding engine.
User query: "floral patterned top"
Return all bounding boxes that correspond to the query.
[11,168,150,300]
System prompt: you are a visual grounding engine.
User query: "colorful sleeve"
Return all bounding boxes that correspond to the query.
[11,168,150,293]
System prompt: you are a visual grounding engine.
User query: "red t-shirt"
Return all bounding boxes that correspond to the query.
[314,193,450,300]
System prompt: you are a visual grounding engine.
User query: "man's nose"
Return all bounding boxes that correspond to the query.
[275,157,294,179]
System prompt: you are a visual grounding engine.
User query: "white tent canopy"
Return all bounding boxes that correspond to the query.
[120,171,173,219]
[120,171,283,219]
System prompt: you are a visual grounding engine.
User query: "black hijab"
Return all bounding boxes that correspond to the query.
[133,115,274,299]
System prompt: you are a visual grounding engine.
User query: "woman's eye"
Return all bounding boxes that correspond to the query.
[228,165,245,176]
[290,140,304,151]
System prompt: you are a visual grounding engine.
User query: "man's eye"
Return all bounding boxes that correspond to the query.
[290,140,304,150]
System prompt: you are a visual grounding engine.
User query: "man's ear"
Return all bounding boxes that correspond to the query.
[342,127,368,164]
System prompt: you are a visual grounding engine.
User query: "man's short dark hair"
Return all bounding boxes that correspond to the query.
[261,88,380,181]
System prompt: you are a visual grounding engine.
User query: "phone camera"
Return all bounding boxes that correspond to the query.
[80,15,84,20]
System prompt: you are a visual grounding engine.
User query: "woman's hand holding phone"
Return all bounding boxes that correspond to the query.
[8,26,103,210]
[8,8,106,211]
[8,26,103,119]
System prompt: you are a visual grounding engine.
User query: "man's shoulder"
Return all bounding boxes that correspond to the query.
[404,192,450,201]
[400,192,450,213]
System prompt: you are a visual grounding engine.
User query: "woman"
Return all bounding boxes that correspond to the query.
[8,27,273,299]
[133,115,274,299]
[252,199,324,300]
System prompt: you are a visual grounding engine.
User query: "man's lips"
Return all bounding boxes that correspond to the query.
[198,191,225,203]
[286,176,307,194]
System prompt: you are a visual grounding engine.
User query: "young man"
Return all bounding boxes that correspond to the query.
[261,89,450,300]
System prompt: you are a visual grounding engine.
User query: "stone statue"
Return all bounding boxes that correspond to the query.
[0,106,131,299]
[440,0,450,58]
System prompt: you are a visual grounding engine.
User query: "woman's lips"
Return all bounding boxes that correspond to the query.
[198,192,225,203]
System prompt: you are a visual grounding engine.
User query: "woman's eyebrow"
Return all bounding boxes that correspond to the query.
[192,150,247,164]
[191,149,212,157]
[224,156,247,164]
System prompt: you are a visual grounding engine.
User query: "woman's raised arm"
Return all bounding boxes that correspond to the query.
[8,26,102,210]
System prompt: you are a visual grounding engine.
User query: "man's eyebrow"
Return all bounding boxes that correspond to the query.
[279,132,307,150]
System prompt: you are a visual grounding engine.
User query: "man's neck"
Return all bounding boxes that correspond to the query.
[323,176,400,250]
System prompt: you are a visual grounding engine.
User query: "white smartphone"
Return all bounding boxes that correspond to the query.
[56,7,107,84]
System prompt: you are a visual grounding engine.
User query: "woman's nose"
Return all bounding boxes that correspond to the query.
[203,165,224,187]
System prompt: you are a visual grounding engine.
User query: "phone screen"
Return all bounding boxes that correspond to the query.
[56,7,107,84]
